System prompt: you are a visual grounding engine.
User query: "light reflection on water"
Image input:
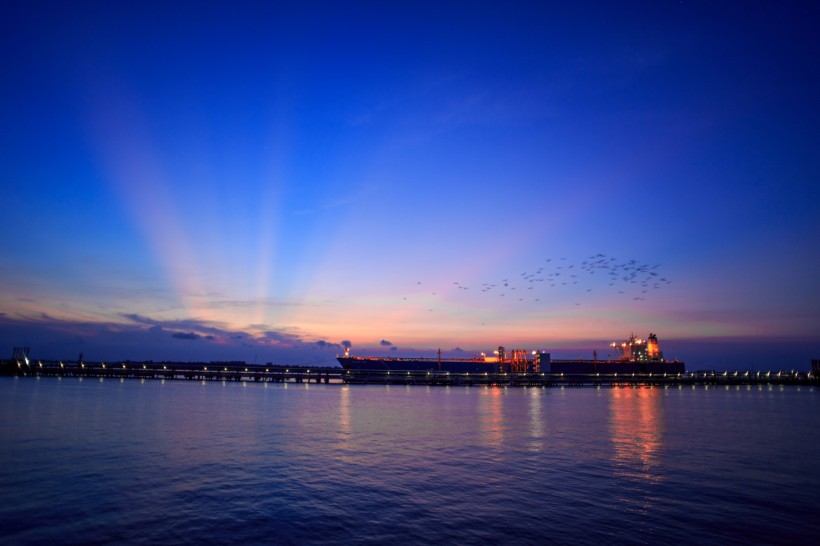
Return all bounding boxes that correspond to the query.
[1,378,819,545]
[478,386,505,447]
[609,387,663,483]
[528,388,545,452]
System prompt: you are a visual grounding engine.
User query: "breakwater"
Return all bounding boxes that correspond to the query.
[2,359,817,387]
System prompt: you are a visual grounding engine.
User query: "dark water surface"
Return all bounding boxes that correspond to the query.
[2,377,819,545]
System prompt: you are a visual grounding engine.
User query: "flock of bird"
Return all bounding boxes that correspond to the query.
[402,254,672,312]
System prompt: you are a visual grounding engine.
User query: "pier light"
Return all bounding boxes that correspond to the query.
[245,368,248,372]
[307,370,310,373]
[39,362,43,368]
[407,371,410,375]
[163,365,167,370]
[266,369,269,373]
[142,365,146,369]
[101,363,105,369]
[485,372,488,376]
[387,371,390,375]
[286,369,289,373]
[723,371,727,376]
[204,367,208,371]
[225,368,228,371]
[122,364,126,369]
[17,362,21,368]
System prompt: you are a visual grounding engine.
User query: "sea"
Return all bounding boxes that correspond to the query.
[1,376,819,545]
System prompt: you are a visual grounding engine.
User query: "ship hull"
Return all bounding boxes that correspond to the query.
[337,357,505,373]
[338,356,685,374]
[546,360,686,374]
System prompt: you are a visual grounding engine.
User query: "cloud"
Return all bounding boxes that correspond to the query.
[0,314,342,365]
[172,332,200,340]
[260,330,303,348]
[341,340,352,348]
[380,339,393,346]
[390,346,397,352]
[315,340,337,349]
[122,313,228,336]
[121,313,156,326]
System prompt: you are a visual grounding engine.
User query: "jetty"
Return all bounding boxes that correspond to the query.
[1,359,817,387]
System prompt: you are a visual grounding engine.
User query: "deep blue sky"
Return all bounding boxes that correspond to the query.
[1,1,819,369]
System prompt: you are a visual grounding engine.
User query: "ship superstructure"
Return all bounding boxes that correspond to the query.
[610,333,663,362]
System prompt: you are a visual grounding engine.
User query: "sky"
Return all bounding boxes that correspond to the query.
[1,1,819,370]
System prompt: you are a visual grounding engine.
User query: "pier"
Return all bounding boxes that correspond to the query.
[0,359,339,384]
[1,359,817,387]
[340,368,817,387]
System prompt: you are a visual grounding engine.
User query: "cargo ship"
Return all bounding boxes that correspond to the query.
[336,333,685,374]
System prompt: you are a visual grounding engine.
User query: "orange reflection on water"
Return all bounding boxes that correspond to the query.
[478,387,505,447]
[609,387,664,483]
